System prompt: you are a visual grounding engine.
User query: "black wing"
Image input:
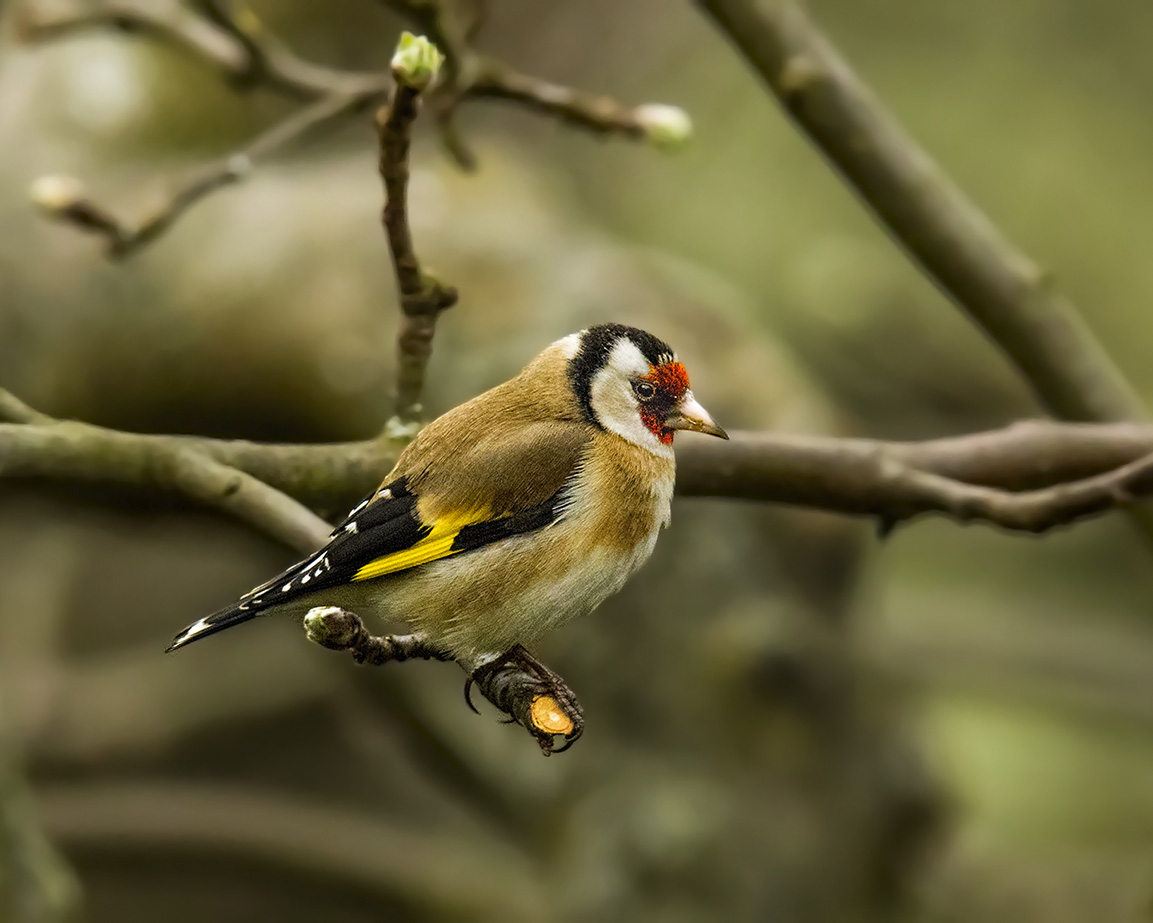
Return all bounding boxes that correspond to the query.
[166,476,564,651]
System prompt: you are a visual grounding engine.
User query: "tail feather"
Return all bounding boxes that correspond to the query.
[167,546,342,653]
[166,603,259,653]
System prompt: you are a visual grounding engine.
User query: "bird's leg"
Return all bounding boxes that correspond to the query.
[303,607,453,666]
[465,644,585,756]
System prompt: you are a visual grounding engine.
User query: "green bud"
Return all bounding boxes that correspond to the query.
[390,32,444,91]
[635,104,693,152]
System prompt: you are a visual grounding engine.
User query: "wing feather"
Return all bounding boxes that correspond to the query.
[169,354,593,651]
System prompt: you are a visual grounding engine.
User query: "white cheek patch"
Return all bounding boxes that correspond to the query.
[588,340,672,458]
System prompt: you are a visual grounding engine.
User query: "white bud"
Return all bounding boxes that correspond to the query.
[29,174,84,212]
[383,415,422,441]
[635,104,693,152]
[226,154,253,178]
[390,32,444,91]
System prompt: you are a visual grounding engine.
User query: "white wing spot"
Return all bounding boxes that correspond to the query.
[378,488,392,500]
[181,618,213,640]
[344,521,358,534]
[282,582,293,592]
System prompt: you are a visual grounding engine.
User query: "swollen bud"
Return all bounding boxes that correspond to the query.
[635,104,694,152]
[390,32,444,91]
[29,174,85,213]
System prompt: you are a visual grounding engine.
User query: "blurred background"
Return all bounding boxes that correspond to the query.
[2,1,1153,920]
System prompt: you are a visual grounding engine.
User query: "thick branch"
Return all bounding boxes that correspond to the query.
[696,0,1143,426]
[0,392,52,425]
[675,423,1153,514]
[9,391,1153,537]
[0,419,330,554]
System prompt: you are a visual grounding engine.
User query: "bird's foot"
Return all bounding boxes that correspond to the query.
[465,644,585,755]
[304,611,581,755]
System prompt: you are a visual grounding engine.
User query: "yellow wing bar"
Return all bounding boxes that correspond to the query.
[351,509,485,582]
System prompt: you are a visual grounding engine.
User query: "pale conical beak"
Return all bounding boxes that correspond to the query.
[665,391,728,439]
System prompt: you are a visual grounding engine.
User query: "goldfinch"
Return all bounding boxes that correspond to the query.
[167,323,727,668]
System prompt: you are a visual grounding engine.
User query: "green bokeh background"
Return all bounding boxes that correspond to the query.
[2,1,1153,920]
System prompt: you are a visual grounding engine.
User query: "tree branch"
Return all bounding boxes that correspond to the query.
[21,1,692,253]
[0,392,52,425]
[9,388,1153,543]
[0,416,330,554]
[32,91,379,258]
[695,0,1143,426]
[16,0,388,99]
[379,35,459,431]
[675,423,1153,522]
[463,59,692,148]
[681,434,1153,533]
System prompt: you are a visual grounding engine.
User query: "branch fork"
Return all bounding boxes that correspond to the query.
[22,1,691,256]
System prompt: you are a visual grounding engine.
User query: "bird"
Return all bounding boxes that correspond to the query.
[167,323,728,675]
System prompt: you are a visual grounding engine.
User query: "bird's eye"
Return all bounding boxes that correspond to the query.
[632,380,657,401]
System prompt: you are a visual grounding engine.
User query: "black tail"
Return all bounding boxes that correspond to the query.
[166,545,343,652]
[166,602,260,652]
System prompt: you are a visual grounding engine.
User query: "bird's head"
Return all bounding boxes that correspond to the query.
[561,323,728,456]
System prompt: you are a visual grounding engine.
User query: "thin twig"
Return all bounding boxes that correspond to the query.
[466,60,647,138]
[35,92,380,258]
[305,608,453,666]
[874,448,1153,534]
[22,0,691,252]
[379,36,459,429]
[188,0,269,87]
[17,0,388,99]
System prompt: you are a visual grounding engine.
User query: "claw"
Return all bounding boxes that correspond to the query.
[466,644,585,755]
[462,674,481,715]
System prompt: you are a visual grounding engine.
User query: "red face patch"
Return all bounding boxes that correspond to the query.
[637,361,689,444]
